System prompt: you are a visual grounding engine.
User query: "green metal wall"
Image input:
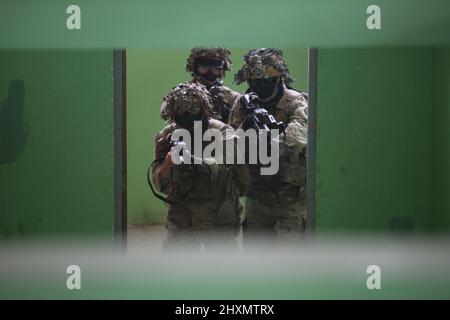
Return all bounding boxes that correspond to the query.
[430,47,450,231]
[0,50,115,237]
[316,47,450,234]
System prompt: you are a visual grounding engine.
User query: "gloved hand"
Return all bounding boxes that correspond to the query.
[172,145,219,181]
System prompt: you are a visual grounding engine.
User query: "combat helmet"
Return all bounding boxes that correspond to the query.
[234,48,293,85]
[161,82,216,121]
[186,47,232,75]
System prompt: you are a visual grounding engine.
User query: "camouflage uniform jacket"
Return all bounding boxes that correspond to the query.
[229,85,308,208]
[152,118,249,205]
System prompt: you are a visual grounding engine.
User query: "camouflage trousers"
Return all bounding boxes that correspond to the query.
[162,197,240,253]
[242,195,307,248]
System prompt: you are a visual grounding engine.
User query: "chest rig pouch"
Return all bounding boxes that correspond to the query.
[170,162,234,202]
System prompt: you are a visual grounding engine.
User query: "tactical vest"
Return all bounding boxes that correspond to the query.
[162,122,238,203]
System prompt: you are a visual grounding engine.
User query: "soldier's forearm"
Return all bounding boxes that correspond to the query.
[158,161,172,180]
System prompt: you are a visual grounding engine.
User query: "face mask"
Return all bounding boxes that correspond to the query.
[248,77,280,100]
[175,111,203,130]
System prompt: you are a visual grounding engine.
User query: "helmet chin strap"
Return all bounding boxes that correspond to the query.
[194,75,214,88]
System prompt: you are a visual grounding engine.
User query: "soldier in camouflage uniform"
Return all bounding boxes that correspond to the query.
[152,82,248,252]
[160,47,240,123]
[230,48,308,245]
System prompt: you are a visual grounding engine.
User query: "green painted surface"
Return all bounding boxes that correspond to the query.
[126,48,309,224]
[1,0,450,48]
[316,47,450,234]
[430,47,450,231]
[0,50,115,237]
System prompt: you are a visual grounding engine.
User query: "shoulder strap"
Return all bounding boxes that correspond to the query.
[147,158,175,204]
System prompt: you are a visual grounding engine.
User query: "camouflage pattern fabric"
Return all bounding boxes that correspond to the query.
[185,47,232,74]
[152,115,249,252]
[234,48,294,85]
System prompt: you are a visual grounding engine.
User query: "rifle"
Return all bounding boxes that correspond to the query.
[240,93,285,135]
[209,79,230,121]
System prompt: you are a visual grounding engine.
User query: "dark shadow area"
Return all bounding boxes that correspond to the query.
[0,79,29,164]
